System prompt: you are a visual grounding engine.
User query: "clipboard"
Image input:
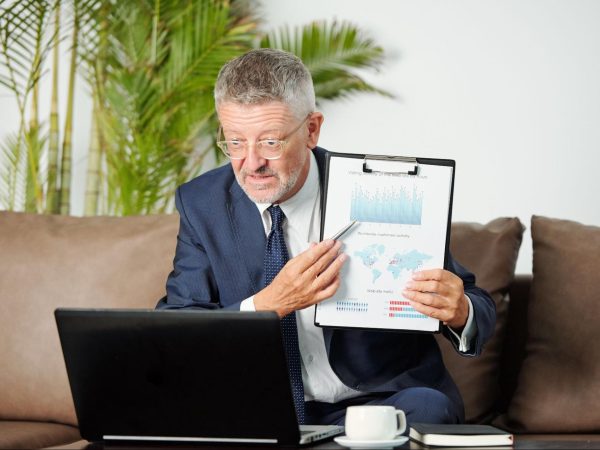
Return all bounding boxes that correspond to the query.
[314,151,456,333]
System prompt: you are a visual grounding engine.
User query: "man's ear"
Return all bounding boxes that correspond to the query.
[307,112,324,148]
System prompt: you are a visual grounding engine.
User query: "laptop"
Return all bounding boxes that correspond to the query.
[55,309,343,445]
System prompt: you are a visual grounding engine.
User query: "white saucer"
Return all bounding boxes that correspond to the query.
[334,435,408,449]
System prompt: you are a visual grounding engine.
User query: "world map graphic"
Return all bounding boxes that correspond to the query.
[354,244,432,283]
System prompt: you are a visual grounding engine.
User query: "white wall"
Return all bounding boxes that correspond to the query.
[261,0,600,273]
[1,1,599,273]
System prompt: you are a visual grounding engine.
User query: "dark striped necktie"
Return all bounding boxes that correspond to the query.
[264,204,305,425]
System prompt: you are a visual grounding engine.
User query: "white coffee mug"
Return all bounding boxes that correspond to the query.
[345,405,407,441]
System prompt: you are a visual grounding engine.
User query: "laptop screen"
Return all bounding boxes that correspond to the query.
[56,309,303,444]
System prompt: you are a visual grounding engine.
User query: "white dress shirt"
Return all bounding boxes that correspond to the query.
[240,152,476,403]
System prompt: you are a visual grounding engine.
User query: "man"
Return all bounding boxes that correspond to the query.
[157,48,495,427]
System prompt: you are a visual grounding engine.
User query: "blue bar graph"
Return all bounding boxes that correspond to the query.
[350,185,423,225]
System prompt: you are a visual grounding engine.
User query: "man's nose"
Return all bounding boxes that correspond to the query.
[243,142,267,171]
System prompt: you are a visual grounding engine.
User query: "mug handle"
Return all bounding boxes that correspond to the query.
[395,410,407,436]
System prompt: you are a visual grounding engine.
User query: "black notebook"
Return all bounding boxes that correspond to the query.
[409,423,513,447]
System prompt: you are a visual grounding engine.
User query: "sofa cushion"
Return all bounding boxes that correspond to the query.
[503,216,600,432]
[436,217,524,423]
[0,212,179,426]
[0,420,81,450]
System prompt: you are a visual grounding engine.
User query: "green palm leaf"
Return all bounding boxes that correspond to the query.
[262,20,393,102]
[0,132,23,210]
[24,124,47,212]
[93,0,257,215]
[1,1,391,216]
[0,0,54,99]
[0,0,55,211]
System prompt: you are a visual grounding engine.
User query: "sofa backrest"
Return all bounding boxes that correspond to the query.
[495,216,600,433]
[0,212,179,426]
[439,217,524,423]
[0,212,526,427]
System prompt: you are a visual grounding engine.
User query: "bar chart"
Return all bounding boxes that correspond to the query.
[350,184,424,225]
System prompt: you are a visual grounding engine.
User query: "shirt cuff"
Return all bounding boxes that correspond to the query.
[240,296,256,312]
[447,294,476,353]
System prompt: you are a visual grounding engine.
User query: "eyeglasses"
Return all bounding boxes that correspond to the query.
[216,114,311,160]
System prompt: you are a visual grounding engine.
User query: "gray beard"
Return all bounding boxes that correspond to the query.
[236,165,302,204]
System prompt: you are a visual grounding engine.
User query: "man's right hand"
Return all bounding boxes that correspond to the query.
[254,239,347,317]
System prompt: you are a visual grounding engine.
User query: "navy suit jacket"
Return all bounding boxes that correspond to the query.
[156,147,496,417]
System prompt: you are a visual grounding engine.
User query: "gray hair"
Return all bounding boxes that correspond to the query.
[214,48,315,119]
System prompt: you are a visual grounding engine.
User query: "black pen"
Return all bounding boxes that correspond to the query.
[329,220,359,241]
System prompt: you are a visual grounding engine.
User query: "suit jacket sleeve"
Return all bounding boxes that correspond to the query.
[155,187,243,311]
[442,255,496,357]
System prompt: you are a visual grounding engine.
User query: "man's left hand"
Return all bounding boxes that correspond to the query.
[402,269,469,330]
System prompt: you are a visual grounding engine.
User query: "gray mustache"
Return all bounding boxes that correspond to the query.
[243,166,278,177]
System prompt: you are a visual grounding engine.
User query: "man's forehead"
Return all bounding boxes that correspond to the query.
[217,100,292,114]
[217,101,296,130]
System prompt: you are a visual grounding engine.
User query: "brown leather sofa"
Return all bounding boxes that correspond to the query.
[0,212,598,449]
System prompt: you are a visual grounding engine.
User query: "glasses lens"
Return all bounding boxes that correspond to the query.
[218,141,245,159]
[257,140,283,159]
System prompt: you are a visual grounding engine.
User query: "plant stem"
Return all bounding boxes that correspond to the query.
[46,0,61,214]
[1,17,26,210]
[84,94,102,215]
[59,2,79,216]
[25,1,44,213]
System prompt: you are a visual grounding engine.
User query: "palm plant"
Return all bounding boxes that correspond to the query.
[0,0,88,215]
[262,20,391,102]
[0,0,392,216]
[0,0,55,212]
[92,0,257,215]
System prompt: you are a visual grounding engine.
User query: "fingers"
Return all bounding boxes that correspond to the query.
[405,279,448,297]
[403,289,438,306]
[407,270,463,297]
[291,239,338,273]
[287,239,343,282]
[403,269,467,326]
[314,274,342,303]
[404,288,449,320]
[409,298,444,321]
[304,240,343,279]
[260,240,347,316]
[312,252,347,289]
[412,268,445,282]
[297,241,346,301]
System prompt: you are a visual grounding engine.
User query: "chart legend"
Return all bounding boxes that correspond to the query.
[335,300,369,313]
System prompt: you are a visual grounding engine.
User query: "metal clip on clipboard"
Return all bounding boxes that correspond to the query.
[362,155,419,176]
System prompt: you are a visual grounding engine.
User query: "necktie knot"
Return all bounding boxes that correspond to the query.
[265,205,289,285]
[268,204,285,232]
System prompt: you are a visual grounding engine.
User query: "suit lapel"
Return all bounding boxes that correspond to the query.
[227,181,267,293]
